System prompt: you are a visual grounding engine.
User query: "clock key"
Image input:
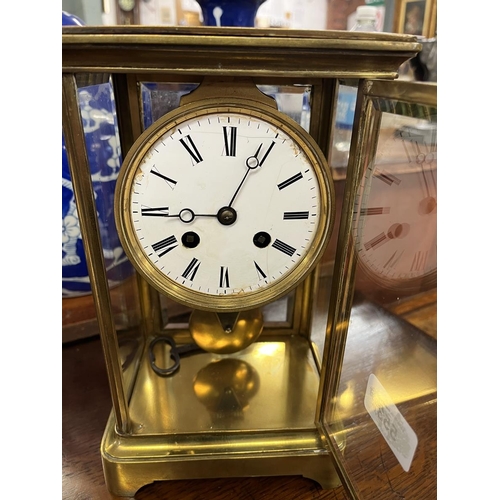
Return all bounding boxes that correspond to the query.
[148,335,203,376]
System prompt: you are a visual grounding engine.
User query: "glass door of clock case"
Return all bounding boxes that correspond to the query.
[318,80,437,500]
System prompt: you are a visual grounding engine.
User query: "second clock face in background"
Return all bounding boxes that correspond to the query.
[354,110,437,293]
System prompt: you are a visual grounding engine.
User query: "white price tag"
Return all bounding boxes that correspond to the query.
[364,374,418,472]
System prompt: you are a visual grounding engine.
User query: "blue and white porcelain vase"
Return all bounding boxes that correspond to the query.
[62,12,133,297]
[195,0,267,27]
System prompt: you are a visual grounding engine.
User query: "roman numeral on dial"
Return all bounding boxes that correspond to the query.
[141,206,169,217]
[272,239,296,257]
[277,172,303,190]
[283,211,309,220]
[223,126,237,157]
[180,135,203,164]
[152,235,178,257]
[150,166,177,189]
[182,258,201,281]
[254,261,267,279]
[219,266,230,288]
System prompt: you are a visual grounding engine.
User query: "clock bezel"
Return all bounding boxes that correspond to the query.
[114,95,335,312]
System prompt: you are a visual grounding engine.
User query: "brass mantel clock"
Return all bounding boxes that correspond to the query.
[62,27,436,499]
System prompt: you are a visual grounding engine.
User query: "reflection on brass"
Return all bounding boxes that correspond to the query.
[193,359,259,420]
[119,335,141,371]
[128,337,320,433]
[190,308,263,354]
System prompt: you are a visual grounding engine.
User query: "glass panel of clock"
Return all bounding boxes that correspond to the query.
[325,95,437,498]
[140,82,312,132]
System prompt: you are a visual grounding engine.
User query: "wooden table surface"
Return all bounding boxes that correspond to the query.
[62,334,350,500]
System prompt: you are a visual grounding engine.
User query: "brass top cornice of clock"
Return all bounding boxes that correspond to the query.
[364,79,437,106]
[62,26,420,78]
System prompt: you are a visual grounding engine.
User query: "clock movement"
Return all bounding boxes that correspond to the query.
[62,26,436,499]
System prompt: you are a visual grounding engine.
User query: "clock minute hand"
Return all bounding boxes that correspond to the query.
[227,143,262,208]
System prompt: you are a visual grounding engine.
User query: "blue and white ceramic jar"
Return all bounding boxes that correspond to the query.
[62,12,133,297]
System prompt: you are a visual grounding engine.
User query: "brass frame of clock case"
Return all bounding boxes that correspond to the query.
[62,26,420,498]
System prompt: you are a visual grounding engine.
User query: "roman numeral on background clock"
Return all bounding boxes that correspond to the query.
[411,250,428,272]
[374,168,401,187]
[179,135,203,164]
[364,232,388,251]
[360,207,390,216]
[182,258,201,281]
[152,235,178,257]
[222,126,237,156]
[384,250,404,269]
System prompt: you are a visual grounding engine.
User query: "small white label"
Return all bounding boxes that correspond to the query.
[364,374,418,472]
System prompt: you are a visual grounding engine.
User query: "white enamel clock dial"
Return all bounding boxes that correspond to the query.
[116,102,333,312]
[354,116,437,291]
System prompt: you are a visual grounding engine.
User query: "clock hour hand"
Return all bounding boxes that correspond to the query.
[175,208,217,223]
[227,143,262,208]
[142,207,217,223]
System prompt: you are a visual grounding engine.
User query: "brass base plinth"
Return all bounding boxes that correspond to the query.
[100,336,341,497]
[102,422,340,497]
